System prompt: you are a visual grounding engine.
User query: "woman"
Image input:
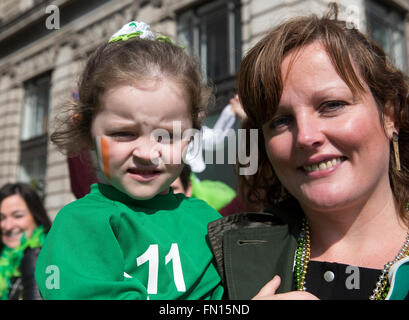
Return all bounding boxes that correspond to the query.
[0,183,51,299]
[208,4,409,300]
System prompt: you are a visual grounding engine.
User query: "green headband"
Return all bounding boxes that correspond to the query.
[109,21,172,44]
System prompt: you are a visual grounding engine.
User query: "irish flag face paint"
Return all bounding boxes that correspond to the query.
[95,136,111,181]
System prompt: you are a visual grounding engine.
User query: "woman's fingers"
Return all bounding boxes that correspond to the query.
[252,275,281,299]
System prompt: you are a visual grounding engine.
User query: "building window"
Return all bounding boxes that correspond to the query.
[19,73,50,195]
[366,0,408,72]
[21,74,49,140]
[177,0,241,110]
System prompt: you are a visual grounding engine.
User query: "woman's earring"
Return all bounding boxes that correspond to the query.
[392,132,401,171]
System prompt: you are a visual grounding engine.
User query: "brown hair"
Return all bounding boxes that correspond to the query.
[237,3,409,223]
[51,37,213,155]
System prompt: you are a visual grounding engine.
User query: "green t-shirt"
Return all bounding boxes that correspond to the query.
[35,183,224,300]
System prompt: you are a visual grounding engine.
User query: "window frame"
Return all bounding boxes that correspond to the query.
[19,72,51,195]
[21,73,50,141]
[177,0,242,112]
[365,0,408,73]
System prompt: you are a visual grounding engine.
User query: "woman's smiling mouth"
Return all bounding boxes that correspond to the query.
[300,156,347,175]
[3,229,22,241]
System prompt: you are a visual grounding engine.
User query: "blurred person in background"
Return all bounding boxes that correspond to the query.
[0,183,51,299]
[171,164,236,212]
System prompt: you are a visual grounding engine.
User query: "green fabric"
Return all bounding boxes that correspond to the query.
[35,183,224,300]
[190,174,236,211]
[0,225,46,300]
[387,257,409,300]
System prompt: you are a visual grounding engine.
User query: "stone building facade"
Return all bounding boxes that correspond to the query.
[0,0,408,220]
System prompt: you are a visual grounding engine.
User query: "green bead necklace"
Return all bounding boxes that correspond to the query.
[295,218,310,291]
[294,218,409,300]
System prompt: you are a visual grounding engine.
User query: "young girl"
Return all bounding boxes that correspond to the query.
[34,21,224,300]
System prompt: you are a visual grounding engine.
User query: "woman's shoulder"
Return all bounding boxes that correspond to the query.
[209,199,304,231]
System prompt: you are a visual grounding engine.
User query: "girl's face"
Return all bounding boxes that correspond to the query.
[262,42,395,214]
[91,78,193,200]
[0,194,38,249]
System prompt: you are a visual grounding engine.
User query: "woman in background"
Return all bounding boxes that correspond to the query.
[0,183,51,299]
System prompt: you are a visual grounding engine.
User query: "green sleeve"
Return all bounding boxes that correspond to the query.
[35,201,148,300]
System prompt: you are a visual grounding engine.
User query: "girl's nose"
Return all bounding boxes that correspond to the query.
[132,137,161,164]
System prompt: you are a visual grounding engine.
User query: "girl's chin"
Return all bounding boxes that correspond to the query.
[122,186,169,200]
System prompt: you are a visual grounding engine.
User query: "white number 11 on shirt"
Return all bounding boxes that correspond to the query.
[136,243,186,295]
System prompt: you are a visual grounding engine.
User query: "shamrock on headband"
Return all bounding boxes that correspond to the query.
[109,21,172,44]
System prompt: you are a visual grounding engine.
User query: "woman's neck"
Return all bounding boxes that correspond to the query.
[302,186,407,269]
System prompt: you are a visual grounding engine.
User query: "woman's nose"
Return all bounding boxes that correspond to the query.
[1,217,14,231]
[295,114,325,149]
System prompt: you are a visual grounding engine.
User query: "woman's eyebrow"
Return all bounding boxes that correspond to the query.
[310,84,354,98]
[11,210,27,215]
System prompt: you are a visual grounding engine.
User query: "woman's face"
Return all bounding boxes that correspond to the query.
[262,42,395,214]
[0,194,37,249]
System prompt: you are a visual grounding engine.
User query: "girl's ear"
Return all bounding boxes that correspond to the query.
[383,102,398,139]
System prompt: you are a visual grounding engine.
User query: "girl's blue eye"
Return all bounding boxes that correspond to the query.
[109,132,136,141]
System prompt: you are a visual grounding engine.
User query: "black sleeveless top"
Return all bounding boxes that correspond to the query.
[304,261,382,300]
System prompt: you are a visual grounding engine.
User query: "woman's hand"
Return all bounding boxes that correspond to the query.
[252,275,319,300]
